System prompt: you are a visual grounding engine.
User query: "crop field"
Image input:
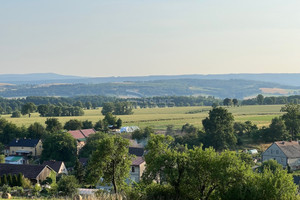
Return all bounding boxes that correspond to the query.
[0,105,284,130]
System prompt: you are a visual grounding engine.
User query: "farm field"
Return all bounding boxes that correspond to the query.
[1,105,284,130]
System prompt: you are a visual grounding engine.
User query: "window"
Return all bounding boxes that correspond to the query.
[131,167,135,173]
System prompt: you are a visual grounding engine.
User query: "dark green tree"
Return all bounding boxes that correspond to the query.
[202,107,237,151]
[116,118,122,129]
[45,118,63,132]
[28,122,46,139]
[11,111,21,118]
[74,158,85,183]
[223,98,232,107]
[57,175,79,197]
[101,102,115,115]
[281,103,300,140]
[21,102,37,117]
[82,120,93,129]
[232,98,238,106]
[64,119,82,130]
[41,132,77,164]
[257,94,264,105]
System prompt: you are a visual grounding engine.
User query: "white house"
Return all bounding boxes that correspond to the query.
[5,156,26,164]
[262,141,300,171]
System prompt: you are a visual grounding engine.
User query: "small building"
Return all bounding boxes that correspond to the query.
[8,139,43,157]
[262,141,300,171]
[130,157,145,183]
[42,160,68,175]
[0,163,55,184]
[5,156,27,165]
[249,149,258,155]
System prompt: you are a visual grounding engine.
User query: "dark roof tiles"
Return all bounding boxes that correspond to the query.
[9,139,40,147]
[42,161,64,173]
[0,163,51,179]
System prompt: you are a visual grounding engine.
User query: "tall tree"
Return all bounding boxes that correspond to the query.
[27,122,46,139]
[41,132,77,164]
[45,118,63,133]
[64,119,82,130]
[87,135,132,193]
[21,102,37,117]
[223,98,232,107]
[256,94,264,105]
[202,107,236,151]
[281,103,300,140]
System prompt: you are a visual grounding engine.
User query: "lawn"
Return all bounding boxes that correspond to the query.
[0,105,284,130]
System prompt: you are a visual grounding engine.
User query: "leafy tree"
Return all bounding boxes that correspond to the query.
[256,94,264,105]
[74,158,85,183]
[64,119,82,130]
[28,122,46,139]
[85,101,92,109]
[101,102,115,115]
[2,174,7,185]
[45,118,63,133]
[57,175,79,197]
[94,120,106,132]
[232,98,238,106]
[37,104,49,117]
[202,107,237,151]
[259,159,283,173]
[21,102,37,117]
[7,174,13,187]
[184,147,251,200]
[116,118,122,129]
[223,98,232,107]
[87,135,132,193]
[132,127,154,142]
[82,120,93,129]
[73,101,83,108]
[11,111,21,118]
[103,112,117,126]
[281,103,300,139]
[79,132,106,158]
[41,132,77,164]
[143,134,174,184]
[263,117,290,142]
[181,123,197,134]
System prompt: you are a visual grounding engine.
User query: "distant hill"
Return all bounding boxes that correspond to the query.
[2,73,300,86]
[1,78,299,99]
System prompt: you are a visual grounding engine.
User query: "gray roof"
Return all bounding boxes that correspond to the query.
[275,141,300,158]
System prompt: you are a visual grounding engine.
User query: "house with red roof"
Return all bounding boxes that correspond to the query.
[68,129,96,152]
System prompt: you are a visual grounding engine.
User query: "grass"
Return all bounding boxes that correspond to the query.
[0,105,284,130]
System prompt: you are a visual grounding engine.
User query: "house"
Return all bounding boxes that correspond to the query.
[129,157,145,183]
[262,141,300,171]
[68,129,96,152]
[8,139,43,157]
[5,156,27,164]
[42,160,68,175]
[0,163,55,184]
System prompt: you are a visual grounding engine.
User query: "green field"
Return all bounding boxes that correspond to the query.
[0,105,284,130]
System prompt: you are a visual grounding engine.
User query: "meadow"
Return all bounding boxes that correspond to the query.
[1,105,284,130]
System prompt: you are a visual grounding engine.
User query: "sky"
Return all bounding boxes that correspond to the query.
[1,0,300,77]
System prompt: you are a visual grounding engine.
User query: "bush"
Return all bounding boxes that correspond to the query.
[11,111,21,118]
[57,175,79,197]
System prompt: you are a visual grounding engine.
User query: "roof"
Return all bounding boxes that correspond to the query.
[132,157,145,166]
[5,156,23,162]
[275,141,300,158]
[68,130,85,140]
[68,129,96,140]
[0,164,52,179]
[80,129,96,137]
[129,147,144,157]
[42,161,64,173]
[9,139,40,147]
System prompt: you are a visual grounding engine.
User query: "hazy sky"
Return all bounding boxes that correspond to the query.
[1,0,300,77]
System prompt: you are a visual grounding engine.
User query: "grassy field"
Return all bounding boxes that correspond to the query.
[0,105,284,130]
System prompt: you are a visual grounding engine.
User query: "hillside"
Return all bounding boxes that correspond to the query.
[0,78,299,99]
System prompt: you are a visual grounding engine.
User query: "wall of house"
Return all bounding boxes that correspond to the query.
[36,167,54,183]
[287,158,300,170]
[58,163,68,175]
[130,162,145,183]
[35,140,43,156]
[262,144,287,167]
